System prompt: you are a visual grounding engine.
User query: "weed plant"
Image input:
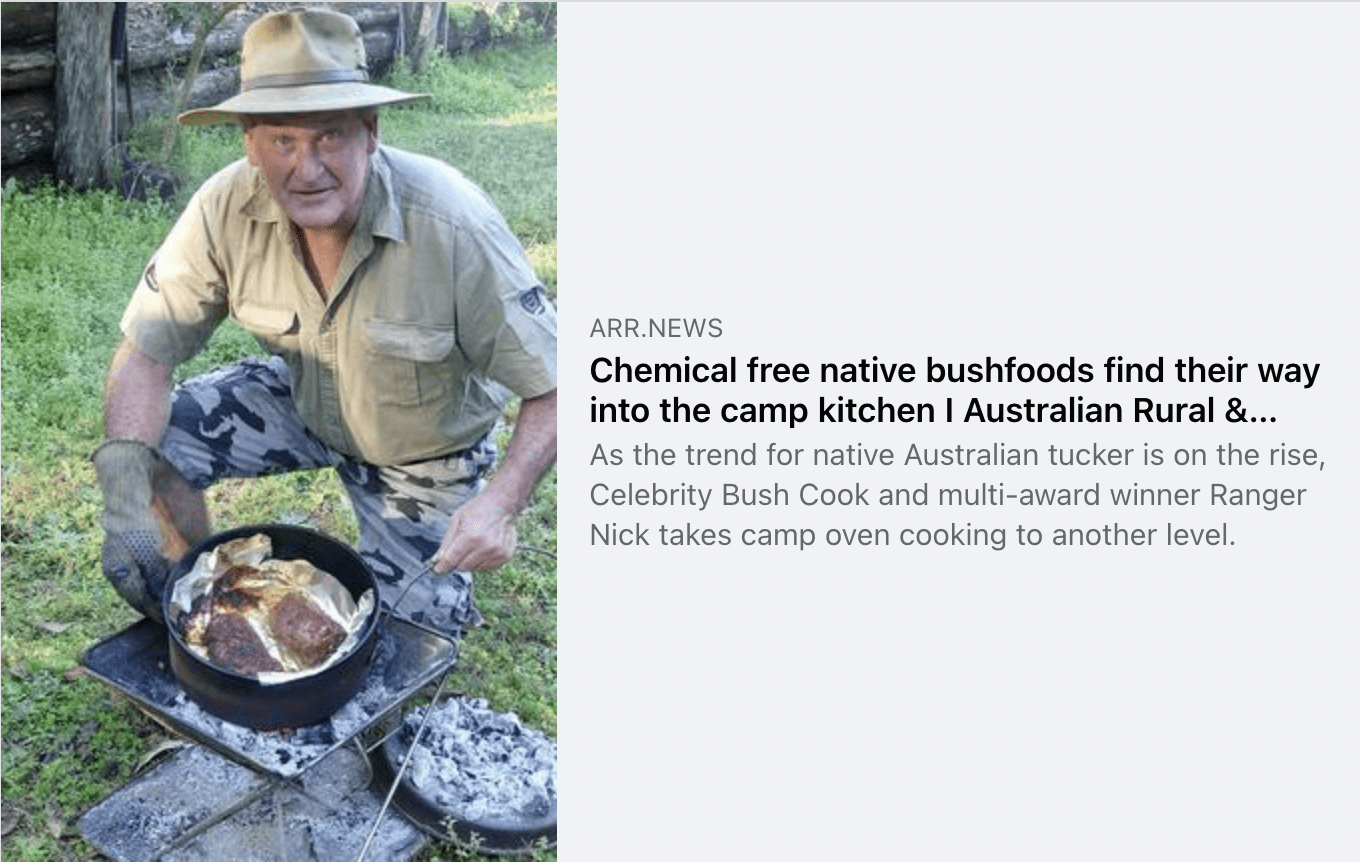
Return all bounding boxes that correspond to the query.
[2,41,556,861]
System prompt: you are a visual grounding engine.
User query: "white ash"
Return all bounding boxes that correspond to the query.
[166,692,324,776]
[160,631,401,777]
[401,698,557,823]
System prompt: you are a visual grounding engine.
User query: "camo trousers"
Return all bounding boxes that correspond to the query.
[158,355,493,638]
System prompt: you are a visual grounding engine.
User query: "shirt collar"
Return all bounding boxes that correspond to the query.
[241,165,283,224]
[365,148,405,242]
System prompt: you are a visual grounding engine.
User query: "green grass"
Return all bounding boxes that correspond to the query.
[2,38,556,861]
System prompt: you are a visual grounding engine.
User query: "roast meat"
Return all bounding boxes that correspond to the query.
[201,610,282,675]
[181,535,353,676]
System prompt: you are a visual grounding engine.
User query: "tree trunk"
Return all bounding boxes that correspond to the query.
[54,3,114,190]
[409,2,440,72]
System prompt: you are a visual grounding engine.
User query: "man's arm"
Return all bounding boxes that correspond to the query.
[433,388,557,572]
[106,339,174,442]
[93,341,183,618]
[101,339,209,553]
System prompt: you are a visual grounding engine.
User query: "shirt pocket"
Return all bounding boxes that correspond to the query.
[234,304,300,357]
[364,319,457,407]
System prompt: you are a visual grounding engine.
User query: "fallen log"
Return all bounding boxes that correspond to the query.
[1,45,55,92]
[1,3,56,45]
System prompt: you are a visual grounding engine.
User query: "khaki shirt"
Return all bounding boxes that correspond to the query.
[121,146,557,465]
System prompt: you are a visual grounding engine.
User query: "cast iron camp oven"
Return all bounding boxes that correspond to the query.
[162,523,381,731]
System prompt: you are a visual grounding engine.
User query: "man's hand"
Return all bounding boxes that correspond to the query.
[432,491,518,572]
[431,389,557,574]
[92,439,171,621]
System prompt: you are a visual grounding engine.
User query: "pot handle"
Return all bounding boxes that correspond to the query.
[390,562,471,614]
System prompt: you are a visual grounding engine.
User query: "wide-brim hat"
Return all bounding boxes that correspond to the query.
[178,7,429,125]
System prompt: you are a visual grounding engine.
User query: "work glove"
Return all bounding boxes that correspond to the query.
[92,439,170,622]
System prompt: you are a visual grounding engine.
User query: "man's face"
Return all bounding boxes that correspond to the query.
[244,110,378,234]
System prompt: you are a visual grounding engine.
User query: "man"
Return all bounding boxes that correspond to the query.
[94,8,557,637]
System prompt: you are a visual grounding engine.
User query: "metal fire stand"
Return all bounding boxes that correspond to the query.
[77,616,458,862]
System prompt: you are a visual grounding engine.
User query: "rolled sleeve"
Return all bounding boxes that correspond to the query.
[120,191,228,367]
[454,214,558,399]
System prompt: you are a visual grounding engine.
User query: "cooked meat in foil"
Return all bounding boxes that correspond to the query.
[180,535,359,677]
[271,593,347,668]
[202,611,282,675]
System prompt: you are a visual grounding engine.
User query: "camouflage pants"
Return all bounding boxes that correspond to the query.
[159,355,494,638]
